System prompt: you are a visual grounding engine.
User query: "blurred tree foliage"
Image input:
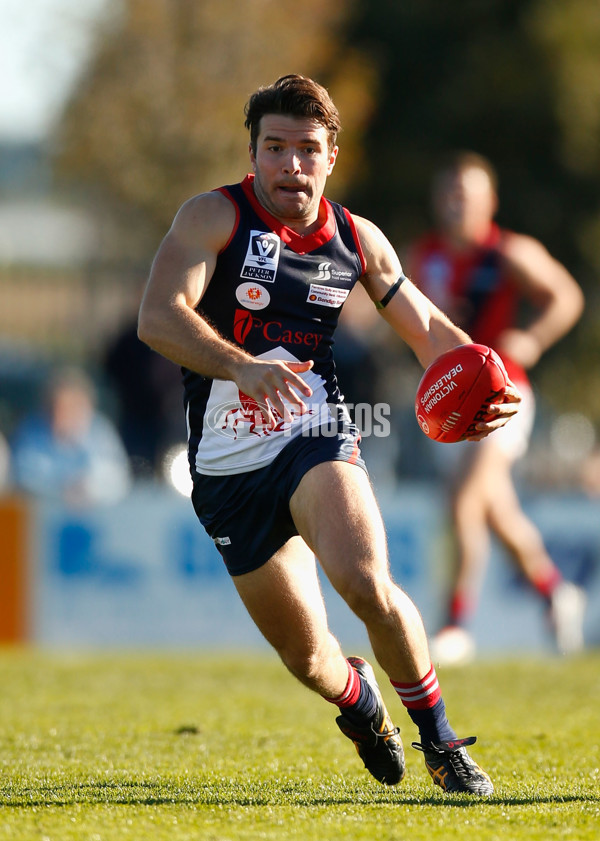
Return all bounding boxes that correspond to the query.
[55,0,600,420]
[54,0,373,255]
[341,0,600,420]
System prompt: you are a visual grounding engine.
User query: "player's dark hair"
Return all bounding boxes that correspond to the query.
[244,74,341,153]
[436,150,499,192]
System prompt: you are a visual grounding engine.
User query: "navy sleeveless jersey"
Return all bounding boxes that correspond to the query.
[183,175,366,476]
[410,223,528,387]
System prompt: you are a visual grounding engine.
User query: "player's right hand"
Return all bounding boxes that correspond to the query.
[467,381,522,441]
[233,359,314,427]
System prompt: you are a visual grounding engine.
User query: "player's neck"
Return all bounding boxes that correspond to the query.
[264,195,325,237]
[284,210,324,237]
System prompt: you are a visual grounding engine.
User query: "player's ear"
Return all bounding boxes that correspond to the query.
[327,145,339,175]
[249,143,257,171]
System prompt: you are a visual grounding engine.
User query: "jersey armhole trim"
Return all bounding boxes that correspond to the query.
[343,207,367,275]
[214,186,241,254]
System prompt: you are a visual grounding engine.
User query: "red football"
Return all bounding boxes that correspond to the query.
[415,343,508,443]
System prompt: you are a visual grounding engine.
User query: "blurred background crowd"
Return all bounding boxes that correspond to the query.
[1,0,599,501]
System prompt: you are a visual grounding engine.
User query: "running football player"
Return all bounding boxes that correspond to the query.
[139,76,520,794]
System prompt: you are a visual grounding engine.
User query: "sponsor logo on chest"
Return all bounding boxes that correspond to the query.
[306,262,352,307]
[307,282,350,308]
[233,309,323,351]
[235,282,271,310]
[240,231,281,282]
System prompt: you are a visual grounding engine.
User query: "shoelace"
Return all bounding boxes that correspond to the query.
[443,748,476,782]
[412,741,481,782]
[370,721,401,742]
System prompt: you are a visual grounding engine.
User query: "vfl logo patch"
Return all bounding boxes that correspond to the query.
[240,231,281,282]
[307,283,350,308]
[236,282,270,310]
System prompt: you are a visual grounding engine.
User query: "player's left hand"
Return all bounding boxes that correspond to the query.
[465,381,522,441]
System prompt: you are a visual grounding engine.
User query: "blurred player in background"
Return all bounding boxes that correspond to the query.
[11,367,131,506]
[138,76,521,795]
[406,151,586,664]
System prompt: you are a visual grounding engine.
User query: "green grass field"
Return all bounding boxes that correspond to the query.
[0,649,598,840]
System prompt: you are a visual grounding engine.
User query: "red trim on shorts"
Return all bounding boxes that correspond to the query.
[347,436,361,465]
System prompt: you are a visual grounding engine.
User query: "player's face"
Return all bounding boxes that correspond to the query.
[433,166,498,244]
[249,115,338,230]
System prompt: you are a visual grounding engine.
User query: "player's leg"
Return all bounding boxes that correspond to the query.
[428,444,491,666]
[483,440,557,583]
[290,459,429,683]
[474,381,564,592]
[290,459,493,795]
[232,534,406,785]
[448,443,493,624]
[438,433,563,651]
[439,384,536,634]
[483,440,586,653]
[193,447,403,759]
[231,535,348,697]
[445,425,584,654]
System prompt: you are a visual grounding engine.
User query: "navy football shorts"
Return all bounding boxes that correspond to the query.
[191,424,367,576]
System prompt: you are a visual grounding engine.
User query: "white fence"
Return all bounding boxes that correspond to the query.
[25,483,600,655]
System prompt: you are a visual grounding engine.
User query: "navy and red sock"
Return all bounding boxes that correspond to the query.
[531,567,563,602]
[324,659,458,746]
[449,592,474,627]
[323,659,378,725]
[391,663,456,745]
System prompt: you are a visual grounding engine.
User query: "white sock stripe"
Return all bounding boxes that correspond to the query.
[338,685,354,704]
[421,667,438,688]
[393,668,437,696]
[394,676,440,702]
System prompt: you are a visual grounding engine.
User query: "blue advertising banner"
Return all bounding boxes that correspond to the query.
[27,484,599,654]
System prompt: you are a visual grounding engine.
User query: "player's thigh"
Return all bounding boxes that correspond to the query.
[452,438,504,494]
[289,460,389,591]
[231,535,330,654]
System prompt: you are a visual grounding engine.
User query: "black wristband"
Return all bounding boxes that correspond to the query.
[375,275,406,310]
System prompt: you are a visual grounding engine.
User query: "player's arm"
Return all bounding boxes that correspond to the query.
[351,214,520,433]
[353,214,470,366]
[138,192,312,423]
[498,233,584,368]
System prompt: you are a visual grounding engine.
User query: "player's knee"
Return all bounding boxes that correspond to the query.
[338,570,393,621]
[278,644,328,684]
[453,488,487,522]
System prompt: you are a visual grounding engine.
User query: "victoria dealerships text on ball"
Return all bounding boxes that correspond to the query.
[420,364,464,413]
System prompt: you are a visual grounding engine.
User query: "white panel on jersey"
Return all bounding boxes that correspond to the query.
[194,347,334,476]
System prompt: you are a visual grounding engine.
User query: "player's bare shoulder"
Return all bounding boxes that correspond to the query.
[349,212,403,296]
[170,190,237,254]
[351,213,396,262]
[145,190,238,308]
